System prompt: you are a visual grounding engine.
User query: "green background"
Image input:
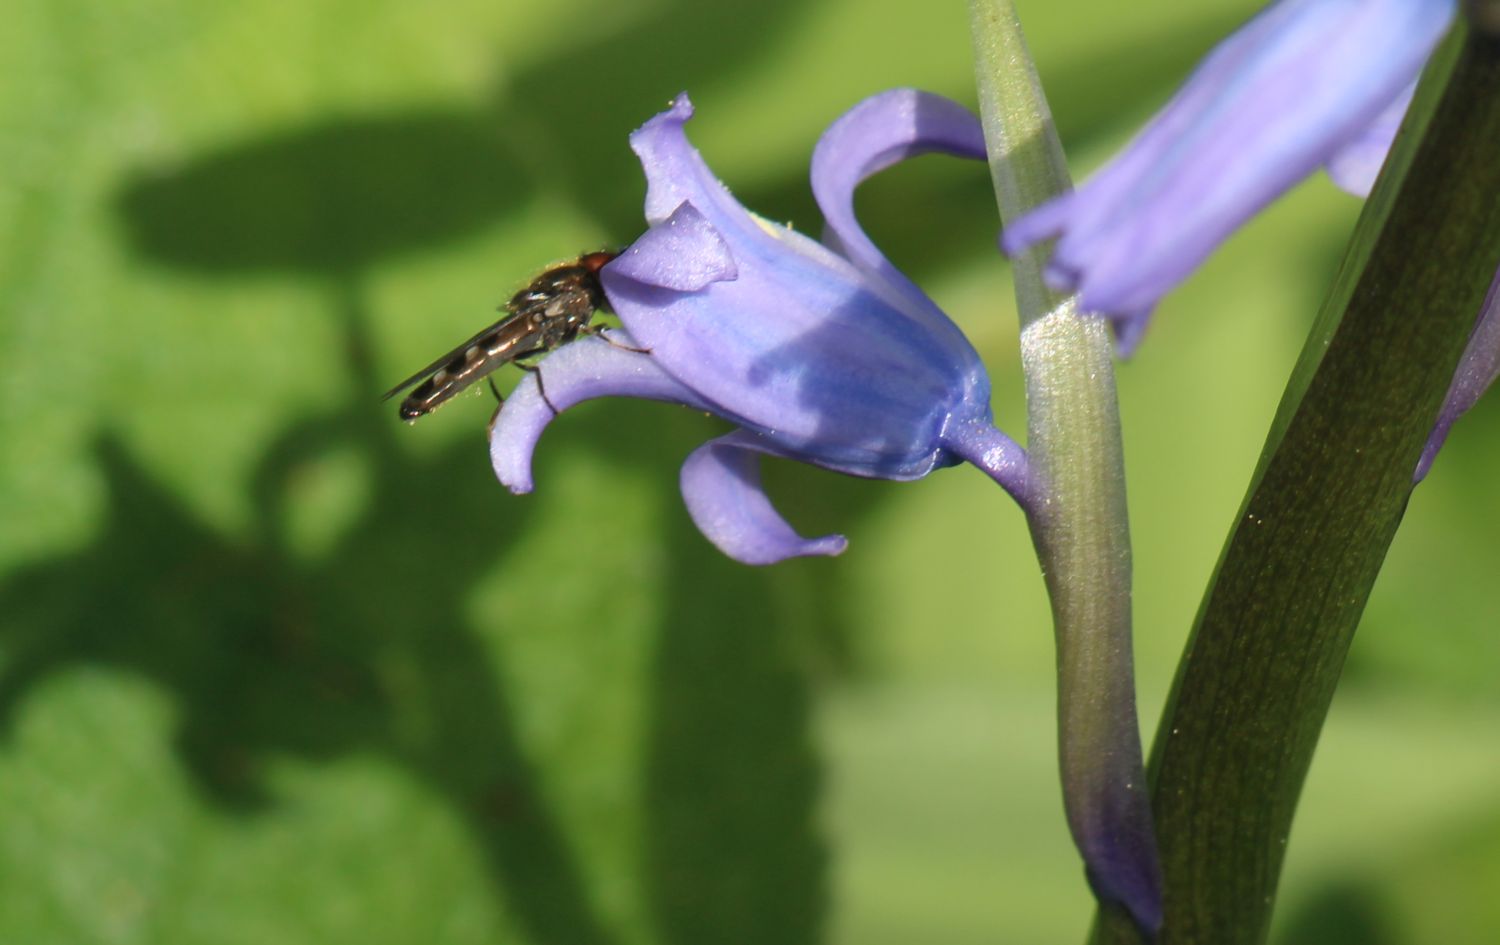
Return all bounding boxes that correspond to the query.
[3,0,1497,942]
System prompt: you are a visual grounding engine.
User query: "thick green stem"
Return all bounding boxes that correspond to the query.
[969,0,1160,932]
[1092,25,1500,945]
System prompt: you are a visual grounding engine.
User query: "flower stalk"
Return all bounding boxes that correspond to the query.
[969,0,1161,934]
[1091,22,1500,945]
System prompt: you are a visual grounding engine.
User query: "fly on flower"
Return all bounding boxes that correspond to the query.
[488,91,1035,566]
[383,251,619,421]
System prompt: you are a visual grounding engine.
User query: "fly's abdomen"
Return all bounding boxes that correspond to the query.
[385,250,618,423]
[399,324,539,420]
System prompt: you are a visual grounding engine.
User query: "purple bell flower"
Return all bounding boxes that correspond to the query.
[489,90,1030,565]
[1001,0,1457,354]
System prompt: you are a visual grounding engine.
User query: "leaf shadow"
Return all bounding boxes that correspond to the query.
[115,108,530,277]
[64,83,886,943]
[494,0,813,237]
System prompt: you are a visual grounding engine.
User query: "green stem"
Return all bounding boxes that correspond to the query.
[969,0,1160,933]
[1092,24,1500,945]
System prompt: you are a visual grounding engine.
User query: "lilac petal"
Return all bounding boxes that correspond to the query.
[629,93,769,249]
[1417,266,1500,481]
[679,430,848,565]
[1109,307,1154,359]
[624,92,915,308]
[606,115,993,479]
[810,88,988,337]
[489,333,710,494]
[1000,191,1078,265]
[606,201,738,291]
[1004,0,1456,323]
[603,246,987,479]
[1325,84,1416,198]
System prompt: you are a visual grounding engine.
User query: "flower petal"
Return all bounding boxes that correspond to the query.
[679,430,848,565]
[603,248,987,479]
[606,98,993,480]
[810,88,987,334]
[629,93,767,247]
[1417,266,1500,481]
[489,333,710,494]
[604,200,737,291]
[1325,83,1415,198]
[1004,0,1456,325]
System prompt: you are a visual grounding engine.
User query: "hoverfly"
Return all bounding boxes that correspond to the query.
[383,250,622,421]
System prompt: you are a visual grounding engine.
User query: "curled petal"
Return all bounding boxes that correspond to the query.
[811,88,988,343]
[489,333,710,493]
[1325,84,1416,197]
[1417,266,1500,481]
[680,430,848,565]
[606,201,738,291]
[629,93,768,248]
[1004,0,1456,329]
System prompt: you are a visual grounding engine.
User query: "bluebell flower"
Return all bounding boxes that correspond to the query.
[489,90,1030,565]
[1002,0,1457,354]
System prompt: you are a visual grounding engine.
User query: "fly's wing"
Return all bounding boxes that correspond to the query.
[381,311,534,401]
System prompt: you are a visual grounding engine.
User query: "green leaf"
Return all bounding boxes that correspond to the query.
[1093,26,1500,945]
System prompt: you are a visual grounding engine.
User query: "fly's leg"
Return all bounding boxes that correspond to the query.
[513,360,559,416]
[583,324,652,355]
[484,378,505,440]
[485,349,550,435]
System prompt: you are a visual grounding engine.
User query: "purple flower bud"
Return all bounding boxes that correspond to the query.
[490,90,1029,565]
[1418,268,1500,480]
[1002,0,1457,353]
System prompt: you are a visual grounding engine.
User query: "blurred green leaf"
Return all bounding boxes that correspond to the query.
[2,1,1498,944]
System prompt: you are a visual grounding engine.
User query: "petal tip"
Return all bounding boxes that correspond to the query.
[806,533,849,558]
[998,227,1027,258]
[605,200,738,292]
[723,531,848,567]
[631,92,695,153]
[489,428,537,495]
[504,479,535,496]
[681,434,849,566]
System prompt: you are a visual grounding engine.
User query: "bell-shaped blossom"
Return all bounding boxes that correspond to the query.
[1002,0,1457,354]
[490,90,1030,566]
